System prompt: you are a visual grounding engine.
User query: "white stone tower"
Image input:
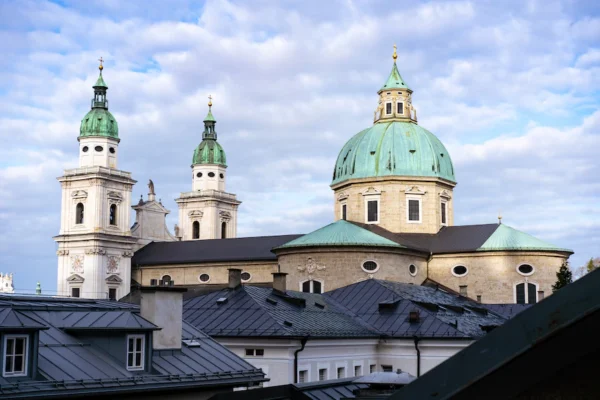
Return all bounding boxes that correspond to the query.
[176,97,241,240]
[55,60,137,299]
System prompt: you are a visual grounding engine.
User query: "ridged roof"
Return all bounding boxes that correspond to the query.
[275,220,404,250]
[478,224,572,252]
[80,108,119,139]
[331,121,456,185]
[192,139,227,165]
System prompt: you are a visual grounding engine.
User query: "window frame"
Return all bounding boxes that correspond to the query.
[75,203,84,225]
[241,271,252,282]
[354,364,362,377]
[109,204,117,226]
[361,260,380,273]
[451,265,468,277]
[340,202,347,221]
[299,279,324,294]
[298,369,308,383]
[364,197,380,224]
[3,335,28,378]
[318,368,328,381]
[198,273,211,283]
[71,287,81,298]
[337,366,346,379]
[381,365,393,373]
[385,102,393,116]
[192,220,200,239]
[221,221,227,239]
[397,101,404,115]
[514,282,538,304]
[408,264,418,277]
[126,334,145,371]
[108,288,117,301]
[406,196,422,224]
[440,200,447,226]
[516,263,535,276]
[161,275,172,285]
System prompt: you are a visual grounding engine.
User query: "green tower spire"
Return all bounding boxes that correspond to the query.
[79,58,119,139]
[192,96,227,166]
[379,44,410,92]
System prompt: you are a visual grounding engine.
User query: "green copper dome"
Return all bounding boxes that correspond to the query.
[79,69,119,139]
[332,121,455,185]
[193,139,227,166]
[192,105,227,166]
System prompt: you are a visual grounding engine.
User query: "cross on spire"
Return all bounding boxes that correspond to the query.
[208,94,212,107]
[98,57,104,71]
[392,44,397,63]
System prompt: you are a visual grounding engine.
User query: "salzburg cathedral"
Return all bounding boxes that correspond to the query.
[55,49,572,304]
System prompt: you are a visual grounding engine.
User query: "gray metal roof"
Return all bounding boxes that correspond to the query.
[326,280,506,338]
[353,372,416,385]
[298,379,369,400]
[482,303,531,319]
[389,269,600,399]
[0,308,48,331]
[132,234,303,266]
[0,295,264,398]
[183,280,506,339]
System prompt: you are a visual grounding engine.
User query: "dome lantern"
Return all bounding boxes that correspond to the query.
[79,59,119,140]
[192,96,227,166]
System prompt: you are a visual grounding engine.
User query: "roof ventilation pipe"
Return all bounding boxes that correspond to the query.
[272,272,288,293]
[228,268,242,289]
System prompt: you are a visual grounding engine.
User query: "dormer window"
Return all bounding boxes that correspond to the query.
[3,335,28,377]
[127,334,145,371]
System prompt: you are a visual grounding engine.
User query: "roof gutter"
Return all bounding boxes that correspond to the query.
[293,337,309,383]
[413,335,421,378]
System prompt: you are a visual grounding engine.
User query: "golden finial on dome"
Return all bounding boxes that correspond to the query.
[392,44,397,63]
[498,210,503,225]
[208,94,212,107]
[98,56,104,71]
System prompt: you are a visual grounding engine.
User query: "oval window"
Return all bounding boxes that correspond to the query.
[109,147,115,154]
[82,146,89,152]
[220,173,224,179]
[517,264,534,275]
[208,172,215,178]
[409,264,417,276]
[452,265,468,276]
[95,146,103,152]
[241,272,251,282]
[196,172,203,178]
[199,273,210,283]
[362,261,378,272]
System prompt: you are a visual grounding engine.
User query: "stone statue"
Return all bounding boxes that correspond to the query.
[174,224,180,237]
[148,179,155,195]
[374,101,384,122]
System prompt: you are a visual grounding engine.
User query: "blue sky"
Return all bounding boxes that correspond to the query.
[0,0,599,293]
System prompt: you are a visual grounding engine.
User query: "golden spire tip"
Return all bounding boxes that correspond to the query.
[208,94,212,107]
[392,44,397,63]
[98,56,104,71]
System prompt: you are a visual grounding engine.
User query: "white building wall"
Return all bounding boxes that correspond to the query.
[216,337,469,387]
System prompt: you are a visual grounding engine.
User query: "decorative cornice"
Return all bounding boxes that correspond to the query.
[337,192,349,201]
[71,190,88,199]
[56,250,70,256]
[188,210,204,219]
[85,248,106,255]
[362,187,381,196]
[122,250,134,258]
[404,185,427,195]
[219,210,232,221]
[439,189,452,200]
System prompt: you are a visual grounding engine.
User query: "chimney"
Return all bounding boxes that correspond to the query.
[228,268,242,289]
[140,286,187,350]
[272,272,288,293]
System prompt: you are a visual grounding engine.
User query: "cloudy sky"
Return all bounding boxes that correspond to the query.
[0,0,599,293]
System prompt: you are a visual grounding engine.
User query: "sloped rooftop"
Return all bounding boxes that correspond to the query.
[0,295,264,398]
[183,280,507,340]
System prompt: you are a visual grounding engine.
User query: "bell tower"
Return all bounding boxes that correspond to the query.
[176,97,241,240]
[55,60,137,299]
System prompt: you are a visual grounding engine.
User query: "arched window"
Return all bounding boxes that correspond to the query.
[221,222,227,239]
[516,282,537,304]
[109,204,117,225]
[161,275,172,285]
[192,221,200,239]
[301,280,323,294]
[76,203,84,224]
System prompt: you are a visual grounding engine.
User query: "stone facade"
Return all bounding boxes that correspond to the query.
[131,192,176,251]
[428,251,566,303]
[276,247,428,292]
[332,177,455,234]
[133,260,279,286]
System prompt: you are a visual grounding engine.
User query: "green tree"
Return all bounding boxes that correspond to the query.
[587,258,596,273]
[552,260,573,293]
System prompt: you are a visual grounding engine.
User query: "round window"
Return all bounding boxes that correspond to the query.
[199,273,210,283]
[82,146,89,152]
[241,272,251,282]
[196,172,203,178]
[109,147,115,154]
[452,265,468,277]
[362,261,378,272]
[220,173,224,179]
[95,146,103,152]
[208,172,215,178]
[517,264,534,275]
[409,264,417,276]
